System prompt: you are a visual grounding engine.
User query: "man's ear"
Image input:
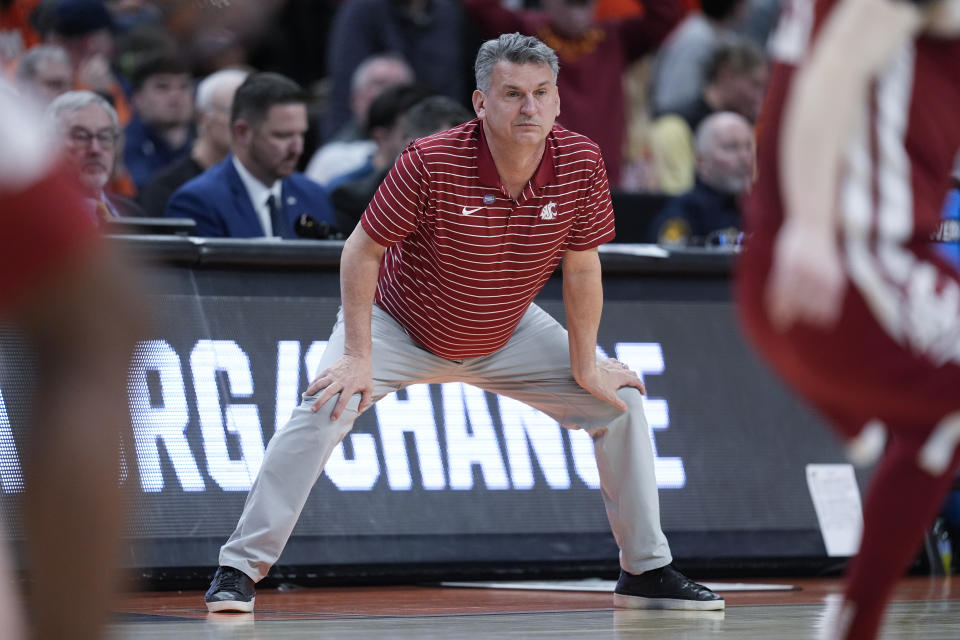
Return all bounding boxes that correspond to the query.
[472,89,486,119]
[232,119,251,144]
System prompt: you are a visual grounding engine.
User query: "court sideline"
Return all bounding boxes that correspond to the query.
[111,576,960,639]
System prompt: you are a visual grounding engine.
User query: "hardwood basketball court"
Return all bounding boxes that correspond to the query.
[112,576,960,639]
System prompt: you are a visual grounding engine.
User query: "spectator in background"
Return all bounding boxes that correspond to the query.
[331,92,472,232]
[46,89,145,223]
[138,67,247,217]
[464,0,683,187]
[648,0,747,118]
[14,43,71,105]
[649,37,767,193]
[322,0,467,141]
[650,111,753,246]
[41,0,132,125]
[123,51,194,190]
[326,83,432,193]
[402,94,474,141]
[305,53,414,186]
[329,53,415,145]
[165,72,338,239]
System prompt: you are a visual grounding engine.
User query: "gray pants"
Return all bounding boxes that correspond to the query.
[220,303,671,581]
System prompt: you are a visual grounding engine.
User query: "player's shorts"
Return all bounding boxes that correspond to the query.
[0,163,99,311]
[735,235,960,442]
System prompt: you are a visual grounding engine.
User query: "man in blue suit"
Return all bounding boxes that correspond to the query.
[166,73,339,239]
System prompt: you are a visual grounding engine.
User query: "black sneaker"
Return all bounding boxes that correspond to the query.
[205,566,256,613]
[614,565,724,611]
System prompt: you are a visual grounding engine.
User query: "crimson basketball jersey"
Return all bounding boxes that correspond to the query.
[360,119,616,360]
[747,0,960,241]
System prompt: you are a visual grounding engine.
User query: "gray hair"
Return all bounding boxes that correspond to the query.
[15,45,70,82]
[195,68,249,113]
[474,33,559,93]
[350,53,414,95]
[44,90,120,133]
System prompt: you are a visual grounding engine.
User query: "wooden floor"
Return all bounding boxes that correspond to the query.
[111,576,960,639]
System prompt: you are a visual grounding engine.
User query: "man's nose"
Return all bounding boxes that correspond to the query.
[520,94,537,114]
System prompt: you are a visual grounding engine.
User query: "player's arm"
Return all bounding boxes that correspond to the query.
[562,248,644,411]
[307,224,386,418]
[767,0,925,330]
[781,0,924,234]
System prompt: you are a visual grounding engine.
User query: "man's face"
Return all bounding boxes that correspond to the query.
[235,103,307,183]
[61,103,118,194]
[352,59,414,124]
[472,61,560,149]
[25,57,72,105]
[716,65,769,123]
[134,73,194,128]
[697,116,755,194]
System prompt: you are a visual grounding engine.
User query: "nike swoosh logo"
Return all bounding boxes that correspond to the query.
[461,206,483,215]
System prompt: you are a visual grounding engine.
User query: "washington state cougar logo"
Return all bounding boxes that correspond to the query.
[539,202,558,220]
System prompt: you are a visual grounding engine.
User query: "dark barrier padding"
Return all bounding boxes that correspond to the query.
[0,238,864,581]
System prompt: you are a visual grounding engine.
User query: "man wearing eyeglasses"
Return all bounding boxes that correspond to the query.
[45,90,145,225]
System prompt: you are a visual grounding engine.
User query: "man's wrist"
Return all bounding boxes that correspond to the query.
[343,346,372,359]
[571,361,597,383]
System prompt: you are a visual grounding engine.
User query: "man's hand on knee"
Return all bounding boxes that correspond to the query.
[574,358,646,411]
[307,353,374,419]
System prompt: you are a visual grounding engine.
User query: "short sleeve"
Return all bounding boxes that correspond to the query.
[360,142,430,246]
[566,155,617,250]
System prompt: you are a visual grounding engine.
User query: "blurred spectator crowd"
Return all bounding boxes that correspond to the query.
[0,0,785,245]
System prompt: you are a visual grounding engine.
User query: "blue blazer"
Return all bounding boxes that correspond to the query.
[164,156,337,238]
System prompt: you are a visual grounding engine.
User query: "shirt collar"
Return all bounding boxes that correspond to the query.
[476,121,557,192]
[232,154,282,208]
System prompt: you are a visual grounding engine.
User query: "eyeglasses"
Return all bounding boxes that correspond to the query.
[67,127,119,149]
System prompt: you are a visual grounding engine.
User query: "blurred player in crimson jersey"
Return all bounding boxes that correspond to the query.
[736,0,960,638]
[0,84,143,639]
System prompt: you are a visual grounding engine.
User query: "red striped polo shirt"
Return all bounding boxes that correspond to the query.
[360,119,616,360]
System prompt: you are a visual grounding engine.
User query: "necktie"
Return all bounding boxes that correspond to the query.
[97,196,114,222]
[266,194,284,237]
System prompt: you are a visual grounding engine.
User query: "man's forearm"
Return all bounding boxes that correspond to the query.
[563,258,604,382]
[339,229,385,358]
